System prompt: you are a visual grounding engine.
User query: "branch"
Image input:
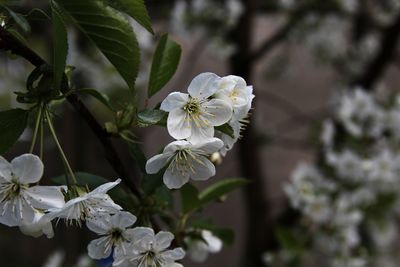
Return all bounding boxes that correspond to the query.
[352,11,400,89]
[0,26,142,198]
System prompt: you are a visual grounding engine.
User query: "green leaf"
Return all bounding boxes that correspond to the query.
[25,8,51,21]
[215,123,234,138]
[2,6,31,32]
[51,1,68,90]
[76,88,113,110]
[198,178,249,206]
[128,143,147,173]
[154,185,174,208]
[56,0,140,91]
[180,183,201,214]
[0,109,29,154]
[137,109,167,127]
[105,0,153,34]
[148,34,181,97]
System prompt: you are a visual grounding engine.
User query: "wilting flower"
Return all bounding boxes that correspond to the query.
[87,211,137,260]
[146,138,223,189]
[47,179,122,225]
[0,154,65,227]
[161,72,232,144]
[113,227,185,267]
[186,230,223,262]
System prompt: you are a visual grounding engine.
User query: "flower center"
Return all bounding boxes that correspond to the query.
[0,180,26,202]
[183,98,201,115]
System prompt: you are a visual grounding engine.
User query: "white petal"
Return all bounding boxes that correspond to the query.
[163,166,190,189]
[146,154,171,174]
[131,227,155,252]
[188,72,220,99]
[154,231,174,251]
[110,211,137,229]
[189,156,215,181]
[187,124,214,145]
[86,194,122,216]
[19,210,54,238]
[0,156,12,182]
[188,242,209,262]
[202,230,223,253]
[164,140,190,153]
[86,215,112,234]
[87,236,113,259]
[202,99,233,126]
[167,109,192,140]
[11,154,44,184]
[90,179,121,195]
[195,138,224,154]
[160,247,186,261]
[25,186,65,210]
[0,197,35,226]
[160,92,189,112]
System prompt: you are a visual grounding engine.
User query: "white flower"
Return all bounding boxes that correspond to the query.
[113,227,185,267]
[0,154,65,227]
[321,119,335,148]
[146,138,223,189]
[19,209,54,238]
[160,72,232,144]
[87,211,137,260]
[47,179,122,225]
[186,230,222,262]
[214,75,254,120]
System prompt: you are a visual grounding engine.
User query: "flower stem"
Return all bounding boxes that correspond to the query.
[29,104,43,153]
[45,108,78,185]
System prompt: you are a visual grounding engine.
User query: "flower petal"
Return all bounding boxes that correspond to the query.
[187,124,214,145]
[163,166,190,189]
[11,154,44,184]
[189,156,215,181]
[164,140,190,153]
[160,92,189,112]
[110,211,137,229]
[0,156,12,182]
[167,109,192,140]
[25,186,65,210]
[160,247,186,261]
[0,197,35,226]
[195,138,224,154]
[90,179,121,195]
[188,72,220,99]
[87,236,113,259]
[19,210,54,238]
[86,214,112,234]
[154,231,174,251]
[146,154,171,174]
[202,99,232,126]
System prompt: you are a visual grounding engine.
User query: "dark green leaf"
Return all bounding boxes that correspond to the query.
[148,34,181,97]
[25,8,51,21]
[76,88,113,110]
[137,109,167,126]
[0,109,28,154]
[154,185,174,208]
[198,178,248,206]
[180,183,201,214]
[3,6,31,32]
[51,1,68,90]
[56,0,140,91]
[105,0,153,34]
[142,166,166,195]
[128,143,147,173]
[215,123,234,138]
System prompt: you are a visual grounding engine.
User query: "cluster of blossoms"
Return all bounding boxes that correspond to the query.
[0,154,184,267]
[170,0,243,59]
[146,72,254,189]
[267,87,400,266]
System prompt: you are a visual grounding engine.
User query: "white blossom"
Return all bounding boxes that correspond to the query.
[47,179,122,225]
[0,154,65,227]
[87,211,137,260]
[146,138,223,189]
[113,227,185,267]
[160,72,232,144]
[186,230,222,262]
[19,209,54,238]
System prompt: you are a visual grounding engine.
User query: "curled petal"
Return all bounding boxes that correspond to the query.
[90,179,121,195]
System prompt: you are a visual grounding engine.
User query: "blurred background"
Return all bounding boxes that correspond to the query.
[2,0,400,266]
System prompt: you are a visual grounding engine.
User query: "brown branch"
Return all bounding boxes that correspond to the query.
[0,26,142,198]
[352,11,400,89]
